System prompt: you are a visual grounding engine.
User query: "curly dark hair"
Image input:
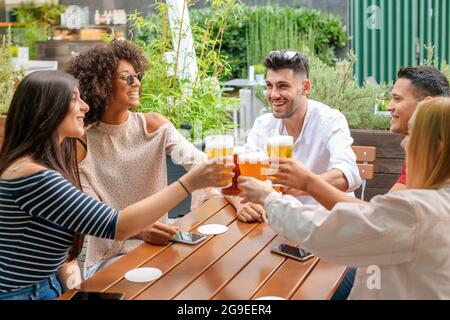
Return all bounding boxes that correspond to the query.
[65,39,149,125]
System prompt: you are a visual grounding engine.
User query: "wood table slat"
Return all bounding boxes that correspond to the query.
[251,256,319,300]
[106,205,241,299]
[173,223,277,300]
[58,197,347,301]
[291,260,348,300]
[133,221,258,300]
[212,237,286,300]
[173,197,230,231]
[58,197,229,300]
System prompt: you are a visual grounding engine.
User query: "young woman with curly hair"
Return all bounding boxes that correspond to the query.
[66,40,219,279]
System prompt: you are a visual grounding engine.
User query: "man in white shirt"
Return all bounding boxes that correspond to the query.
[235,50,361,222]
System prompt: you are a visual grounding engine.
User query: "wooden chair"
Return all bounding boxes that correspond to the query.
[352,146,376,201]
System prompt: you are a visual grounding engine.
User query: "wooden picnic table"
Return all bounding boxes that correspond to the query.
[58,197,347,300]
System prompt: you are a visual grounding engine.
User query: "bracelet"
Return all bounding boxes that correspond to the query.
[178,179,190,195]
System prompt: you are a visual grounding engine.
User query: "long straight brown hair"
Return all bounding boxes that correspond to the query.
[0,70,84,261]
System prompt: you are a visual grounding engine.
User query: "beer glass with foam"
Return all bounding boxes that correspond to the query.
[238,152,270,181]
[267,136,293,189]
[204,135,234,187]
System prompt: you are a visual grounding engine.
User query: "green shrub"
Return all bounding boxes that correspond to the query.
[189,5,249,79]
[11,1,66,59]
[0,30,24,115]
[128,0,239,138]
[189,5,349,79]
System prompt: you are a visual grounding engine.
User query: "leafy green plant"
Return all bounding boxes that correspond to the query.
[0,30,24,115]
[189,5,349,79]
[308,49,390,130]
[11,26,47,60]
[254,64,265,74]
[422,43,450,82]
[128,0,239,139]
[11,1,66,59]
[190,5,248,79]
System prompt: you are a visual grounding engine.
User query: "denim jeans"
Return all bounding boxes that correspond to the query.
[83,255,124,280]
[0,272,62,300]
[331,267,357,300]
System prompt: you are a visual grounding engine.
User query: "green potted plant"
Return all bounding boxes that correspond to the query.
[254,64,265,85]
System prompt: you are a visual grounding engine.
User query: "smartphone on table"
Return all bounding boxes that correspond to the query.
[171,230,206,245]
[70,291,125,300]
[271,243,313,262]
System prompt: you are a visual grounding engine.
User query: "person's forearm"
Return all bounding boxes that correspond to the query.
[306,172,366,210]
[318,168,349,192]
[116,181,188,240]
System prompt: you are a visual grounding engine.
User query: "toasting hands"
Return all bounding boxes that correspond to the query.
[181,157,235,192]
[237,176,275,206]
[270,158,314,193]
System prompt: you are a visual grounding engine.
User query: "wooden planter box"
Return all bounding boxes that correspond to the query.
[351,129,405,200]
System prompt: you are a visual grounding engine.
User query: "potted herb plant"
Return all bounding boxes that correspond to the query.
[254,64,265,85]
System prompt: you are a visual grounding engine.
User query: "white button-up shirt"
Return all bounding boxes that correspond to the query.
[247,99,361,205]
[264,182,450,299]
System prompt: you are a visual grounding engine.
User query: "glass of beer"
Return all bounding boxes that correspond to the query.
[221,146,245,196]
[204,135,234,187]
[267,136,294,190]
[238,151,270,181]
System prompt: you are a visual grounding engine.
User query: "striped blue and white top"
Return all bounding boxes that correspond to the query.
[0,169,119,292]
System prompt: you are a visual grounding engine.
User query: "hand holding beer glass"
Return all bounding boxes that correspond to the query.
[204,135,234,189]
[267,136,294,190]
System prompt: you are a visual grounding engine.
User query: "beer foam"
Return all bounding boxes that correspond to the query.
[238,152,269,164]
[233,146,246,154]
[205,135,234,149]
[267,135,293,146]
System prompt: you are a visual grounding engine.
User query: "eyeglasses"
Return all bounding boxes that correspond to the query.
[269,50,299,60]
[116,73,143,86]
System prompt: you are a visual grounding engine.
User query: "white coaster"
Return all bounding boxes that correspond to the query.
[197,224,228,235]
[255,296,286,300]
[124,267,162,283]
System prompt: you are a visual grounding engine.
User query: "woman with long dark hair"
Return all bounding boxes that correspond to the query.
[0,71,232,300]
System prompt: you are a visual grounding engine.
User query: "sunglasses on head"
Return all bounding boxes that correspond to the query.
[269,50,299,60]
[117,73,143,86]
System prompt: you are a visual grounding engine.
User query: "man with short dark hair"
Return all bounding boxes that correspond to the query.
[388,66,449,192]
[234,50,361,222]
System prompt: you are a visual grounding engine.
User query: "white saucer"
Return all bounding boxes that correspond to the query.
[255,296,286,300]
[197,224,228,235]
[124,267,162,283]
